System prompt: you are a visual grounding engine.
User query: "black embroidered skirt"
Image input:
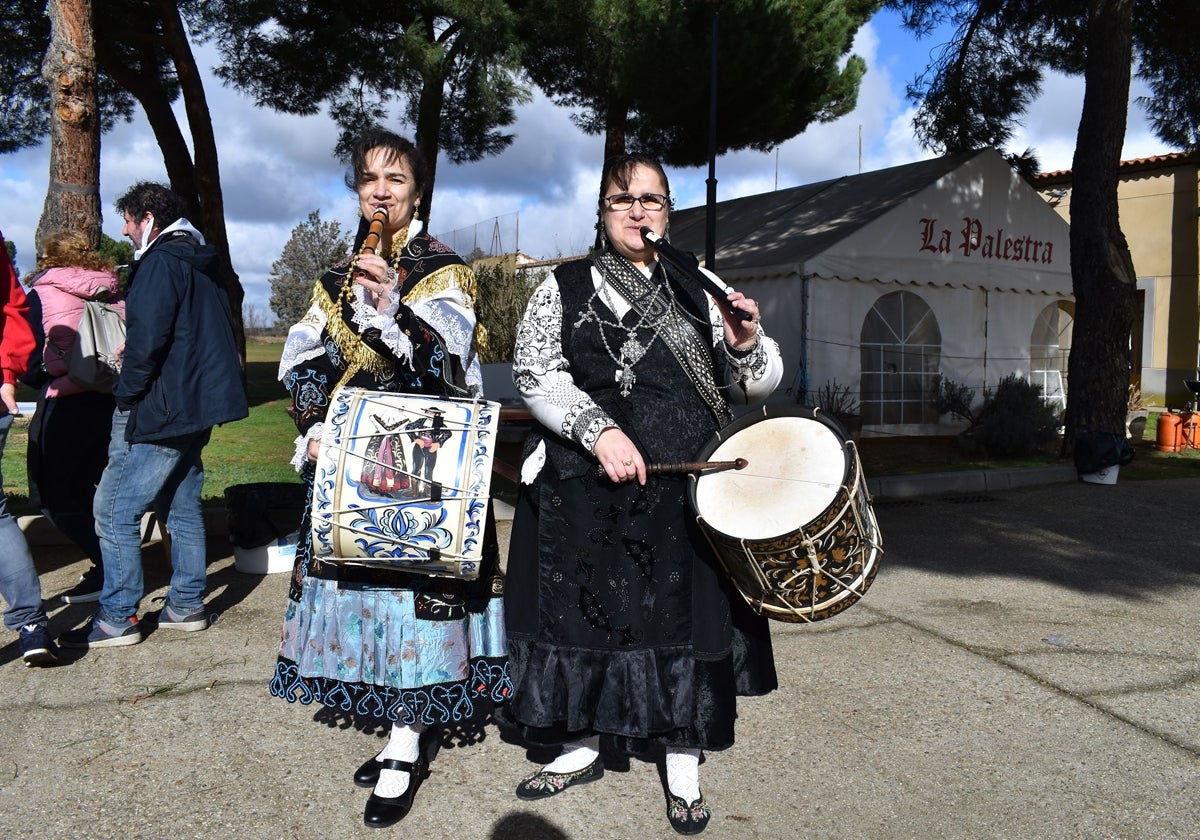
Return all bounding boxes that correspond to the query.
[497,461,777,753]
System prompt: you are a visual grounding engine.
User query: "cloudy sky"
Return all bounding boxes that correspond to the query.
[0,9,1169,324]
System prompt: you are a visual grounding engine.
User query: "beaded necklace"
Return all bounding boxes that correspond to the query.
[574,256,680,397]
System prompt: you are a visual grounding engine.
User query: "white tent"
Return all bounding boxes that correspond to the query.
[669,148,1075,434]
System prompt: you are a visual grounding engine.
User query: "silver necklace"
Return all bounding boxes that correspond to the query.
[574,278,670,397]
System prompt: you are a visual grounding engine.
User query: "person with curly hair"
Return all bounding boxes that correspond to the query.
[21,230,123,604]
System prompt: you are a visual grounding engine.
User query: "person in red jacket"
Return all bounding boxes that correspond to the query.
[0,231,57,666]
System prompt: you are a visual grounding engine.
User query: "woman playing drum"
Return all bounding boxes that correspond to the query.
[270,128,508,829]
[498,153,784,835]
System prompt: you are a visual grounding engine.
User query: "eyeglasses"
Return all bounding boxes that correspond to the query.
[602,193,670,212]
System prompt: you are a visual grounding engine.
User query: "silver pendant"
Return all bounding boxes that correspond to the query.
[616,365,636,396]
[620,337,646,363]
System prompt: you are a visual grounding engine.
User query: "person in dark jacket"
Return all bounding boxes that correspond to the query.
[60,182,248,650]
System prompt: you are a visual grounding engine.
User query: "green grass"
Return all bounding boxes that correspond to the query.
[3,338,298,514]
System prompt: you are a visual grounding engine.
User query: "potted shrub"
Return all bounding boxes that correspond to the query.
[1126,383,1149,442]
[927,374,986,455]
[813,380,861,438]
[976,374,1061,457]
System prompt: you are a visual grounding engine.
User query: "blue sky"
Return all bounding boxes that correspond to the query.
[0,11,1168,323]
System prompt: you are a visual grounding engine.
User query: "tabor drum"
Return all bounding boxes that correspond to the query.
[311,388,500,580]
[688,405,883,622]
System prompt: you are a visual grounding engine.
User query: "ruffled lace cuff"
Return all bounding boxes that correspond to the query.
[290,424,324,471]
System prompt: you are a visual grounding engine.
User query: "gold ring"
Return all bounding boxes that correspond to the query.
[622,459,633,466]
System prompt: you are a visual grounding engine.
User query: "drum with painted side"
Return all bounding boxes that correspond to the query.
[688,405,883,623]
[311,388,500,580]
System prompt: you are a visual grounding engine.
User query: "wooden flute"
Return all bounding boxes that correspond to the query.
[360,206,389,255]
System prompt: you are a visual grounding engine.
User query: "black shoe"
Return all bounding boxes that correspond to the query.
[61,568,103,604]
[363,757,428,828]
[354,755,382,788]
[355,729,437,788]
[515,757,604,801]
[665,791,712,836]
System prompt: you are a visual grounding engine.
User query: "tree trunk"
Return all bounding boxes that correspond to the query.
[1063,0,1137,452]
[413,16,452,225]
[100,51,197,200]
[414,73,446,225]
[603,92,627,161]
[596,98,629,250]
[156,0,245,362]
[38,0,102,252]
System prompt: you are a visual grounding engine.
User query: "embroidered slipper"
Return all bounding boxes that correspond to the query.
[514,757,605,800]
[665,791,712,835]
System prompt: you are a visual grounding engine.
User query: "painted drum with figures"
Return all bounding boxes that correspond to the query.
[312,388,500,580]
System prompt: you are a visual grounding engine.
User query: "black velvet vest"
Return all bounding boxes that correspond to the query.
[530,257,723,480]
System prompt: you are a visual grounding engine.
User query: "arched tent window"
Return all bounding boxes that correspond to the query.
[1030,301,1074,411]
[861,291,942,425]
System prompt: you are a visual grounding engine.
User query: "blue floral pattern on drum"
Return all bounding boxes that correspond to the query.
[352,503,452,553]
[311,388,498,579]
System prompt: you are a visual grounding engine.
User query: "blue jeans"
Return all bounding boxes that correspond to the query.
[0,412,47,631]
[94,409,211,620]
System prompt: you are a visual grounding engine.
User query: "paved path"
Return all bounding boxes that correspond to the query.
[1,475,1197,839]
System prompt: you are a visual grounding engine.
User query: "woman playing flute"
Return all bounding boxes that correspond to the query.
[270,128,508,829]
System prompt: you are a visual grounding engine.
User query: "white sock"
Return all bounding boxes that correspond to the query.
[374,723,426,798]
[542,735,601,774]
[665,748,701,802]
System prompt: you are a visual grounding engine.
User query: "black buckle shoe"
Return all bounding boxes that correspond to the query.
[354,755,382,789]
[363,757,428,828]
[515,757,604,801]
[665,791,711,835]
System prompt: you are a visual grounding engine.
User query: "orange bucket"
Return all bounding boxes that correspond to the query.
[1156,413,1182,452]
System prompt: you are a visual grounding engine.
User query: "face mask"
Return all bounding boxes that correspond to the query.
[134,214,155,259]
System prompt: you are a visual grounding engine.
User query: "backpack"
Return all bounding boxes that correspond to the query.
[67,299,127,392]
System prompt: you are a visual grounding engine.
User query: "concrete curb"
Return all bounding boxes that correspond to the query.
[867,464,1078,499]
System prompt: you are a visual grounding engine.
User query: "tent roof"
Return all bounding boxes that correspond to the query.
[671,151,973,271]
[668,148,1073,295]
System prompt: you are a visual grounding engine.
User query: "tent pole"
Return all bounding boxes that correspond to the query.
[705,10,718,270]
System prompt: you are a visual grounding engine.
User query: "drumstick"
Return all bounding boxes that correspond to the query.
[649,458,747,474]
[597,458,747,478]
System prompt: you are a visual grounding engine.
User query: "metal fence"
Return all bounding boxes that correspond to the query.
[433,212,520,260]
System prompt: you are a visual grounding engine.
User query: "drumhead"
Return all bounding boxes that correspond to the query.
[692,406,850,541]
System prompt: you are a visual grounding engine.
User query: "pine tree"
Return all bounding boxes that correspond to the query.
[887,0,1199,448]
[270,211,351,329]
[195,1,528,223]
[514,0,878,164]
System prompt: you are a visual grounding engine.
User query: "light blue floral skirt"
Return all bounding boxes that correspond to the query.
[270,575,510,724]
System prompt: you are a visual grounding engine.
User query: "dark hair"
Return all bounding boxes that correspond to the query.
[344,128,429,198]
[114,181,187,229]
[599,153,671,206]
